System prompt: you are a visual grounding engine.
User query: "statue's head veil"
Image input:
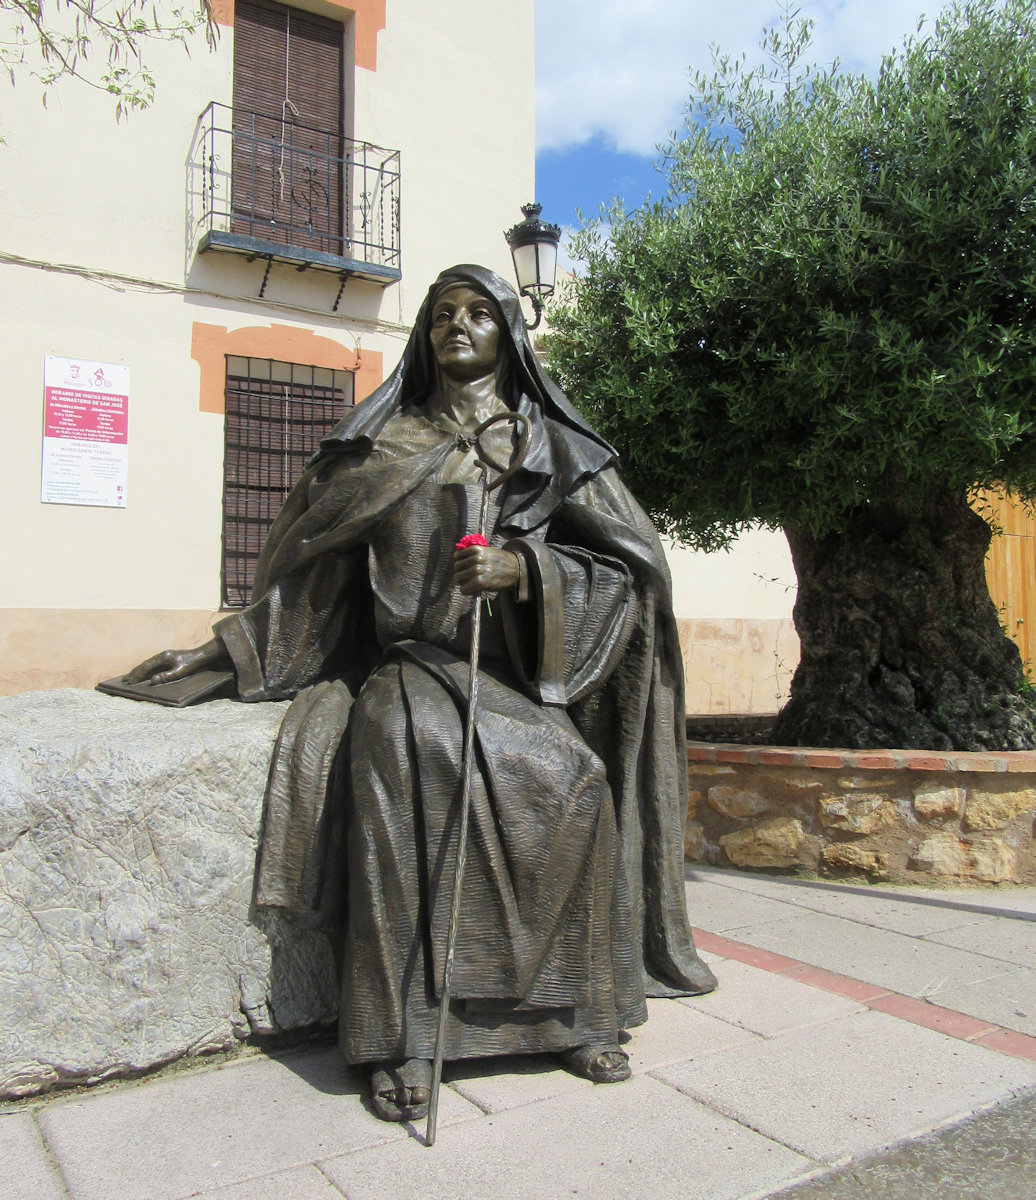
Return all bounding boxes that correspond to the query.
[315,265,616,527]
[319,266,612,453]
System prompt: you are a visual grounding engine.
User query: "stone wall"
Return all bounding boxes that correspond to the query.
[686,743,1036,884]
[0,690,339,1101]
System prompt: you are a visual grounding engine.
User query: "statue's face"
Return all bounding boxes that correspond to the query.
[429,285,501,381]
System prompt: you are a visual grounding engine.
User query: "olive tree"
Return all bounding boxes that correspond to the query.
[546,1,1036,750]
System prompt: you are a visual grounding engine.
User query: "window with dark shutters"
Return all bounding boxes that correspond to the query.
[231,0,345,256]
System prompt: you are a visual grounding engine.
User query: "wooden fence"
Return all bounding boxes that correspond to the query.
[981,489,1036,673]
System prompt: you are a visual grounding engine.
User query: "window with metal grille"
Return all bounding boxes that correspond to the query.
[222,355,353,608]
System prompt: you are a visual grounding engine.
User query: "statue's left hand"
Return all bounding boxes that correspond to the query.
[123,637,231,686]
[453,545,520,596]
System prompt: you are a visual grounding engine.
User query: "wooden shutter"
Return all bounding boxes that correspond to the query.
[232,0,344,255]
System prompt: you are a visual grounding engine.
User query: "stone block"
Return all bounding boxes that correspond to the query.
[835,775,898,793]
[821,843,890,879]
[684,820,705,861]
[772,770,824,795]
[817,792,895,835]
[908,833,1017,882]
[0,689,339,1100]
[970,838,1018,883]
[912,781,965,822]
[909,833,971,877]
[719,817,819,869]
[963,786,1035,831]
[707,785,772,819]
[686,788,702,820]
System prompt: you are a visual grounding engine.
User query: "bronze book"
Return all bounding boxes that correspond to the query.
[96,669,237,708]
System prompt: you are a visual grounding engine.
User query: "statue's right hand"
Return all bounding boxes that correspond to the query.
[123,638,228,686]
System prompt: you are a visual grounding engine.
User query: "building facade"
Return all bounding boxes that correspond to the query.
[0,0,534,693]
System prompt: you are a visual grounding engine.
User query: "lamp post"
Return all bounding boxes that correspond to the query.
[504,203,561,330]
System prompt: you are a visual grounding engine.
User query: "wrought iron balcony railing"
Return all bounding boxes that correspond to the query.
[187,102,401,299]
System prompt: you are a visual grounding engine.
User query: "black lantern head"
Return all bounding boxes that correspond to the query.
[504,203,561,329]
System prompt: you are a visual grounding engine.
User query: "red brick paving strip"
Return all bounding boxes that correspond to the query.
[972,1028,1036,1063]
[692,928,1036,1063]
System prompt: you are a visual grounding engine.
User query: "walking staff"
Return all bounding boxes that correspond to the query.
[426,410,532,1146]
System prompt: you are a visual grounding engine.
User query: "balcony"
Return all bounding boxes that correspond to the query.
[187,102,401,305]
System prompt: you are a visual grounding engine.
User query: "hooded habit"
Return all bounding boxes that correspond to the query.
[214,265,716,1064]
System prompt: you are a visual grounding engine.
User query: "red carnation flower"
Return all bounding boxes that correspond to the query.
[455,533,489,550]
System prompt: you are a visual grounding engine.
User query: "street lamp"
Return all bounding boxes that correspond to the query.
[504,203,561,330]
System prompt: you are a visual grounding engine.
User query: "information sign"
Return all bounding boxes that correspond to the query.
[41,356,129,508]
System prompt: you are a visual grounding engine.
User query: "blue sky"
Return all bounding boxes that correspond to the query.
[535,0,936,257]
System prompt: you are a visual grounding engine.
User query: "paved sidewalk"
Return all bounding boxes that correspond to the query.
[5,867,1035,1200]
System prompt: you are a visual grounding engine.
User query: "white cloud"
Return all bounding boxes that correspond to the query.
[536,0,935,154]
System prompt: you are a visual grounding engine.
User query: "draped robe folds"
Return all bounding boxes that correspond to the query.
[213,265,717,1065]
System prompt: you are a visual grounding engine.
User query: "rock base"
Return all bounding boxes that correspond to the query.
[0,690,340,1100]
[686,743,1036,885]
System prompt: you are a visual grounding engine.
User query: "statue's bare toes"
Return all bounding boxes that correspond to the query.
[370,1059,432,1121]
[559,1043,631,1083]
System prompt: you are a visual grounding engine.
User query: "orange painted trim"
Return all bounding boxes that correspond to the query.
[210,1,385,72]
[350,0,386,72]
[190,322,383,414]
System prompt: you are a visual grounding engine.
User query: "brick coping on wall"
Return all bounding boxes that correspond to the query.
[687,742,1036,774]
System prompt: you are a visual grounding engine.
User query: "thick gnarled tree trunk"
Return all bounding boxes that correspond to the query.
[773,485,1036,751]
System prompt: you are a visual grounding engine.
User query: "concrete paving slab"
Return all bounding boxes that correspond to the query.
[688,867,1036,918]
[687,867,809,900]
[652,1009,1036,1164]
[684,959,865,1038]
[443,1000,758,1116]
[320,1073,812,1200]
[688,869,1033,937]
[922,917,1036,969]
[624,997,762,1072]
[929,964,1036,1037]
[993,889,1036,915]
[764,895,995,939]
[827,890,1036,933]
[37,1046,480,1200]
[691,868,1036,902]
[191,1164,346,1200]
[0,1111,66,1200]
[712,912,1020,1006]
[445,1053,591,1115]
[686,879,800,933]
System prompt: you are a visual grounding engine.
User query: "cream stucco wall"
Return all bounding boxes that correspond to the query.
[352,5,535,318]
[665,530,798,714]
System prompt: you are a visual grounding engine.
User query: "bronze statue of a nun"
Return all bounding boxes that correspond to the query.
[128,265,716,1122]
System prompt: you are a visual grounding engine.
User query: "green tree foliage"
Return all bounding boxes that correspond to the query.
[547,0,1036,552]
[1,1,216,119]
[546,1,1036,749]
